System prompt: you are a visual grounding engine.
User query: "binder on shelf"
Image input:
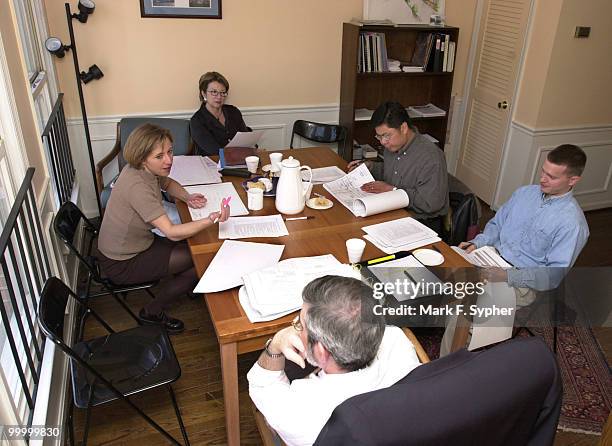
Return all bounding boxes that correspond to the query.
[447,41,456,72]
[442,34,450,72]
[432,34,442,72]
[407,32,434,72]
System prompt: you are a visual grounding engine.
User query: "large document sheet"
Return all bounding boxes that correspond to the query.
[239,254,360,321]
[193,240,284,293]
[184,183,249,220]
[169,155,221,185]
[323,164,409,217]
[451,246,512,268]
[225,130,263,148]
[218,214,289,239]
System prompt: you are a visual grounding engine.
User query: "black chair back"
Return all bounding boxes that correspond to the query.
[290,120,347,148]
[54,201,99,273]
[315,337,562,446]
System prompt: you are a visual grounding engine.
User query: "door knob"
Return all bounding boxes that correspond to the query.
[497,101,508,109]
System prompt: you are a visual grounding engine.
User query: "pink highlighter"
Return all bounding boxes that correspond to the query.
[213,197,230,224]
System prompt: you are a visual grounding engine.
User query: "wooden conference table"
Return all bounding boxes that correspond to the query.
[177,147,471,446]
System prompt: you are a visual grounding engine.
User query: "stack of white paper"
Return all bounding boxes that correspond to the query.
[218,214,289,239]
[193,240,284,293]
[185,183,249,220]
[323,164,409,217]
[362,217,441,254]
[238,254,360,322]
[451,245,512,268]
[169,156,221,185]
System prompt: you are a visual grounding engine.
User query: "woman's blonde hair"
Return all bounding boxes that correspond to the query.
[198,71,230,101]
[123,123,173,168]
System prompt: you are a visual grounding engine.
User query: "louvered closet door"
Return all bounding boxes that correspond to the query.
[456,0,531,204]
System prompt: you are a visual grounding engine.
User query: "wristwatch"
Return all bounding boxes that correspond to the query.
[264,338,283,359]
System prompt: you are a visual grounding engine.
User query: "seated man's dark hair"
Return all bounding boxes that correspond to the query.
[371,101,411,130]
[547,144,587,176]
[301,275,385,372]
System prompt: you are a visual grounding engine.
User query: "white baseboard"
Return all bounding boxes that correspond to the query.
[495,122,612,210]
[66,104,340,217]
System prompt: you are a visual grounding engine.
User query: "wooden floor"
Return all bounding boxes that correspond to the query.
[73,206,612,445]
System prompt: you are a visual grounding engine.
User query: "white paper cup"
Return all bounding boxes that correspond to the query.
[346,238,366,264]
[269,152,283,171]
[247,188,264,211]
[245,155,260,174]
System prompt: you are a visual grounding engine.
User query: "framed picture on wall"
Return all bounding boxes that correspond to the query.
[140,0,222,19]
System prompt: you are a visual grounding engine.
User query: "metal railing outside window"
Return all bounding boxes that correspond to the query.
[42,94,75,205]
[0,167,51,431]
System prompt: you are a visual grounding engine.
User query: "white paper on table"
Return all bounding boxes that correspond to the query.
[169,155,221,185]
[323,163,409,216]
[363,234,441,254]
[451,246,512,268]
[218,214,289,239]
[468,282,516,350]
[225,130,263,148]
[193,240,285,293]
[238,286,298,323]
[242,254,360,315]
[302,166,346,184]
[362,217,438,248]
[185,183,248,220]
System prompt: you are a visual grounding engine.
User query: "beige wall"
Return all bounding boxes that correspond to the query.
[513,0,612,129]
[536,0,612,128]
[445,0,478,98]
[44,0,362,118]
[0,0,47,196]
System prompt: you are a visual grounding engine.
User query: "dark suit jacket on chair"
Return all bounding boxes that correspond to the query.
[314,337,562,446]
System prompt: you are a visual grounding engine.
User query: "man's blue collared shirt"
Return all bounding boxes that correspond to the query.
[472,185,589,289]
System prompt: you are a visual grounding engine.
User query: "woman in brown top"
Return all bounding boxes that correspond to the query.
[97,123,230,333]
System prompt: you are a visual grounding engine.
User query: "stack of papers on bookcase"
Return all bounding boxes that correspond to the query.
[362,217,441,254]
[238,255,360,322]
[169,155,221,185]
[407,103,446,117]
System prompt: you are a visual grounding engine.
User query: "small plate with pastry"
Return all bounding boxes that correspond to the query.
[241,176,278,197]
[306,196,333,210]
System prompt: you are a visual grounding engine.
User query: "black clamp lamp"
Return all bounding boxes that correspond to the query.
[45,1,103,216]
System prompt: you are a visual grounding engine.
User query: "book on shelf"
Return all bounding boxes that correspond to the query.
[409,32,435,72]
[362,144,379,159]
[358,32,389,73]
[447,41,456,72]
[407,103,446,117]
[442,34,450,72]
[354,108,373,121]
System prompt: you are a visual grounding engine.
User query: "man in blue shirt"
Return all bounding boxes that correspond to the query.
[441,144,589,355]
[460,144,589,289]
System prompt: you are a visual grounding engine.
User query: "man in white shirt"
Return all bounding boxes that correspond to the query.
[248,275,421,446]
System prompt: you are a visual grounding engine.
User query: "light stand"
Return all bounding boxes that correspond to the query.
[46,1,103,216]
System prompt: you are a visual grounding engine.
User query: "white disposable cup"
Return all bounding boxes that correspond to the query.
[346,238,366,264]
[247,188,264,211]
[269,152,283,171]
[245,155,260,174]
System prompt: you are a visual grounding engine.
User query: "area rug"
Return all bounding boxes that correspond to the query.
[414,326,611,434]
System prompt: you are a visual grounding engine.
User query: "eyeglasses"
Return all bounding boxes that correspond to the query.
[207,89,228,97]
[374,132,394,142]
[291,315,303,332]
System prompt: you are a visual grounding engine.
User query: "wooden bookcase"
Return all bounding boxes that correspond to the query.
[338,23,459,161]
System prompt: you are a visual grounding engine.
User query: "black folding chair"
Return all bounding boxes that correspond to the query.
[289,120,347,149]
[38,277,190,445]
[54,201,157,324]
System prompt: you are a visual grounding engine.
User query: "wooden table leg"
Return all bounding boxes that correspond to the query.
[220,342,240,446]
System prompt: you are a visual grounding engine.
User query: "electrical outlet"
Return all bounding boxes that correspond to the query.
[574,26,591,38]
